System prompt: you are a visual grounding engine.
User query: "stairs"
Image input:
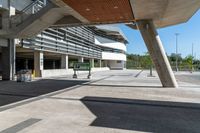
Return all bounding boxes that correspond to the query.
[9,0,63,38]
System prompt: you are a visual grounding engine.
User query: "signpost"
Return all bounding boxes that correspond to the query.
[73,62,91,79]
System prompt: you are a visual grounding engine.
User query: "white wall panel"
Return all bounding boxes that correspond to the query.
[102,52,126,61]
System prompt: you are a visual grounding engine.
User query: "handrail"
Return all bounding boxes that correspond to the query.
[21,0,41,13]
[11,0,49,27]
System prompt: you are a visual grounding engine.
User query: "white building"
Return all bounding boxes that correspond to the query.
[0,25,128,78]
[93,26,127,70]
[0,0,128,79]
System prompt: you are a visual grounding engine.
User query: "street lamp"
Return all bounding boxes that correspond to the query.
[192,43,194,72]
[175,33,179,72]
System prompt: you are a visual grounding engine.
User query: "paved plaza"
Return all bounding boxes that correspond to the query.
[0,70,200,133]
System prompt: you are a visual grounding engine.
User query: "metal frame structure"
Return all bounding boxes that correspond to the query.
[21,26,102,59]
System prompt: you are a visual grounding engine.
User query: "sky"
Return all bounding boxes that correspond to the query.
[119,10,200,59]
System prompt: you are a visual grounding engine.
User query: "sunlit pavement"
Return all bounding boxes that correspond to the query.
[0,70,200,133]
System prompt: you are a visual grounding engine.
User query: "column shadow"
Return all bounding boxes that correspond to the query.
[0,79,87,106]
[81,96,200,133]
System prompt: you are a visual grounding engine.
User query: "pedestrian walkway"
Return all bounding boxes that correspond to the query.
[0,70,200,133]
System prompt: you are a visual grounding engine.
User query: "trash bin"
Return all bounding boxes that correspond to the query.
[17,70,32,82]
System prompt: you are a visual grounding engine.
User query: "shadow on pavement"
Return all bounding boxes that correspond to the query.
[85,84,161,88]
[81,96,200,133]
[0,79,87,107]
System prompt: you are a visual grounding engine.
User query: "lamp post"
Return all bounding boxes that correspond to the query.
[192,43,194,72]
[175,33,179,72]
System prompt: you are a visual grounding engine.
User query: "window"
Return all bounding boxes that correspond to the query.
[117,60,122,63]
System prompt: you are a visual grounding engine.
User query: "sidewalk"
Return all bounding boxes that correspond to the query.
[0,70,200,133]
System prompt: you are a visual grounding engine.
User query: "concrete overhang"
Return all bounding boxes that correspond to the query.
[130,0,200,28]
[51,0,200,28]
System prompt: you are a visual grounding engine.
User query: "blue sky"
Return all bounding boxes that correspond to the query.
[119,9,200,59]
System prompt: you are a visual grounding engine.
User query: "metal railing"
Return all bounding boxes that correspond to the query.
[11,0,49,27]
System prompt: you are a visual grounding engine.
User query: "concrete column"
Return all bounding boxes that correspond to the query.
[53,60,56,69]
[104,60,108,67]
[2,2,15,31]
[78,57,84,63]
[2,39,16,80]
[106,61,110,68]
[122,61,125,69]
[137,20,178,88]
[90,59,94,68]
[99,59,102,68]
[61,54,68,69]
[25,59,29,69]
[34,51,44,77]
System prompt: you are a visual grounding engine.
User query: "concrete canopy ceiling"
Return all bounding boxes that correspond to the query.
[62,0,134,23]
[130,0,200,28]
[52,0,200,28]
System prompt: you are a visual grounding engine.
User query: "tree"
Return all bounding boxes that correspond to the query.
[168,53,182,64]
[140,52,152,68]
[168,53,182,70]
[126,53,200,72]
[183,55,194,71]
[142,52,153,76]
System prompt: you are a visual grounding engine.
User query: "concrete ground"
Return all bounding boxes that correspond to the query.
[0,70,200,133]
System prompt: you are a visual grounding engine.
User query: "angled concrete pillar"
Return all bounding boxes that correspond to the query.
[78,57,84,63]
[61,54,68,69]
[137,20,178,88]
[2,39,16,80]
[34,51,44,77]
